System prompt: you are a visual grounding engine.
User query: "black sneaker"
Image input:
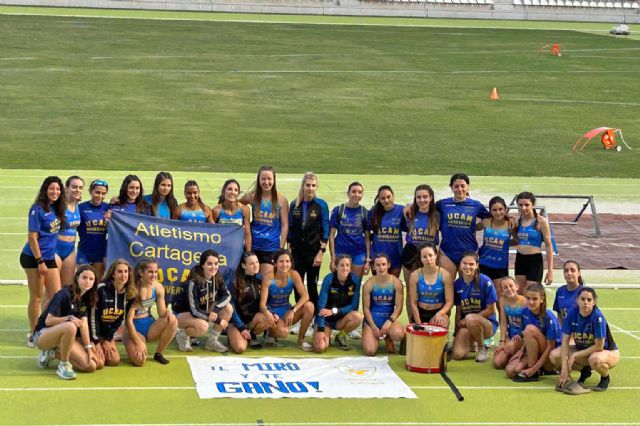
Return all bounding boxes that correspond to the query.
[593,375,610,392]
[249,338,263,350]
[154,352,170,365]
[513,371,540,382]
[577,366,592,385]
[190,337,200,347]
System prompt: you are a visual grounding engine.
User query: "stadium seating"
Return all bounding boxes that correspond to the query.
[513,0,637,6]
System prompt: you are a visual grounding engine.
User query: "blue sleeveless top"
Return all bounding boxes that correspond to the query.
[504,302,525,338]
[143,194,170,219]
[134,286,156,317]
[59,204,81,238]
[179,205,207,223]
[517,218,543,248]
[479,222,510,269]
[266,276,294,309]
[417,270,445,305]
[218,207,244,226]
[252,198,282,252]
[370,281,395,316]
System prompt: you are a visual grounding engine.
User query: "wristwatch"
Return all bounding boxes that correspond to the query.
[332,307,338,315]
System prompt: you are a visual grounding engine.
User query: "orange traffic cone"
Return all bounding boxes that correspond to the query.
[490,87,499,100]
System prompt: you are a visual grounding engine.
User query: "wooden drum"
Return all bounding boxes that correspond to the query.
[405,323,448,373]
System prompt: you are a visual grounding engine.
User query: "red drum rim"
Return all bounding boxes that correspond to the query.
[405,363,442,374]
[405,323,448,337]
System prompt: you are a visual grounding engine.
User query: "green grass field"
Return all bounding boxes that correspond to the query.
[2,283,640,425]
[1,7,640,426]
[0,9,639,177]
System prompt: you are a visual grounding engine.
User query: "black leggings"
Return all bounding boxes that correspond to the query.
[292,251,320,314]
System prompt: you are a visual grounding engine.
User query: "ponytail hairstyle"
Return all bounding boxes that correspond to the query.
[370,185,394,234]
[525,282,547,326]
[273,248,293,270]
[295,172,318,208]
[333,254,353,269]
[488,196,507,222]
[187,249,225,289]
[35,176,66,229]
[563,260,584,286]
[418,243,439,268]
[347,181,363,198]
[151,172,178,217]
[72,264,98,308]
[64,175,84,201]
[249,165,278,216]
[217,178,241,206]
[117,174,150,214]
[409,184,439,238]
[184,180,207,212]
[576,286,617,349]
[460,251,481,290]
[129,258,158,307]
[233,251,259,303]
[372,252,391,274]
[333,254,353,281]
[513,191,538,240]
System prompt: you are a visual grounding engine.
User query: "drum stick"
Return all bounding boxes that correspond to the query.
[440,349,464,401]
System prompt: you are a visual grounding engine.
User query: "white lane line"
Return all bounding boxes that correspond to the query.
[508,98,640,107]
[609,322,640,342]
[19,423,640,426]
[0,68,639,75]
[572,55,640,60]
[0,232,24,235]
[22,423,640,426]
[0,57,35,60]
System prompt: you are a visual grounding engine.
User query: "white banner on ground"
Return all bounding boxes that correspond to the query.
[187,356,417,399]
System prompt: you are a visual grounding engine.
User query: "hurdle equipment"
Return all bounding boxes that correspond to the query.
[573,127,633,152]
[508,194,601,238]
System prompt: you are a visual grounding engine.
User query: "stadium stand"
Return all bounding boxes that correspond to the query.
[1,0,638,22]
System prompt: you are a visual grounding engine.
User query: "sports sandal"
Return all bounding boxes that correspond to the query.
[562,381,592,395]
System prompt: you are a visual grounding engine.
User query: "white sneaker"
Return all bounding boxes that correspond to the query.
[348,330,362,340]
[27,332,35,348]
[484,336,494,348]
[289,322,301,335]
[297,341,313,352]
[304,326,313,338]
[176,329,192,352]
[56,361,77,380]
[113,327,123,342]
[37,349,55,368]
[205,337,228,353]
[476,345,489,363]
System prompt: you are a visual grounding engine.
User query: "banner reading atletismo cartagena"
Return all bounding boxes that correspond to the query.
[106,211,244,305]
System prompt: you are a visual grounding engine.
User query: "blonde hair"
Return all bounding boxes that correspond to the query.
[295,172,318,208]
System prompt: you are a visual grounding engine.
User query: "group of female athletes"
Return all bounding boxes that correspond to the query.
[21,169,619,393]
